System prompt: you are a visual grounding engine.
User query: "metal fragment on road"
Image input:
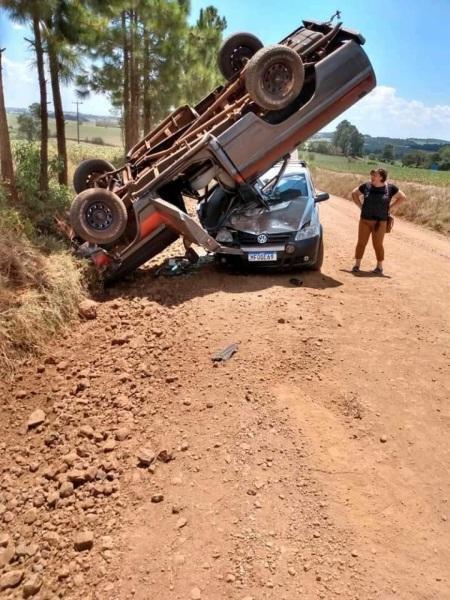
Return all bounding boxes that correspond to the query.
[289,278,303,287]
[212,343,239,362]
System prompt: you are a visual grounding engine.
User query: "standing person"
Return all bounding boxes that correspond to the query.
[351,168,406,275]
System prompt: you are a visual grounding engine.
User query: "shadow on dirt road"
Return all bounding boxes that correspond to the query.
[102,263,343,307]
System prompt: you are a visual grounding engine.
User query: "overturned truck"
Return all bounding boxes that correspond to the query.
[70,16,376,283]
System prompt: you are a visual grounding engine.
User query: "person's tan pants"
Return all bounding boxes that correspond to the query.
[355,219,387,262]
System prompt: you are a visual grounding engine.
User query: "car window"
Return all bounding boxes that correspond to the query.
[269,173,309,201]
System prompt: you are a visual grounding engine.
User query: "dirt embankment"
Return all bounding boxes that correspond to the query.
[0,195,449,600]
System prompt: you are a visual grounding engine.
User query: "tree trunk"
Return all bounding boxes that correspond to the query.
[48,40,67,186]
[128,8,140,149]
[142,30,151,133]
[0,49,18,202]
[121,11,131,152]
[32,12,48,194]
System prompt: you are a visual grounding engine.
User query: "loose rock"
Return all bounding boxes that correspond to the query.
[22,573,43,598]
[0,542,15,567]
[27,409,46,429]
[79,425,95,439]
[115,427,129,441]
[59,481,74,498]
[47,491,59,507]
[157,449,173,463]
[103,439,116,453]
[74,530,94,551]
[78,299,98,320]
[23,508,38,525]
[137,448,155,467]
[0,569,24,591]
[67,470,86,486]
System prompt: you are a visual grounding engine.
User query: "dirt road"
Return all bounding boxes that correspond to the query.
[1,195,449,600]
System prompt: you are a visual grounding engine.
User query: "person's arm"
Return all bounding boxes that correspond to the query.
[390,189,407,213]
[351,186,363,208]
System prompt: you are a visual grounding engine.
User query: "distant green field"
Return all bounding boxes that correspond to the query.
[7,113,122,147]
[304,152,450,187]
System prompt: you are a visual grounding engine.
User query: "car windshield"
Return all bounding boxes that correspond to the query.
[266,173,310,203]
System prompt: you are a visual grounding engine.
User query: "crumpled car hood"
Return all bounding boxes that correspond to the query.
[226,199,312,235]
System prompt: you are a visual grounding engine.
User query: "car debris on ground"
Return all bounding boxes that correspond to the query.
[212,343,239,362]
[154,255,214,278]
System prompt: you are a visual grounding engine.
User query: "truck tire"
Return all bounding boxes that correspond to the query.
[73,158,115,194]
[245,45,304,111]
[218,32,263,80]
[70,188,128,245]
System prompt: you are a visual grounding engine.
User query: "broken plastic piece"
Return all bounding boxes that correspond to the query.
[212,343,239,362]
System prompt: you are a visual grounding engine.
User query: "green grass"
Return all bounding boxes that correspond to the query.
[7,113,123,147]
[304,152,450,187]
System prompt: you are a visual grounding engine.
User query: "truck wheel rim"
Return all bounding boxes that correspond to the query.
[86,202,114,230]
[263,62,292,97]
[230,46,253,73]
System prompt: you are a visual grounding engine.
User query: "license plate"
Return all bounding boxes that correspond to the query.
[248,252,277,262]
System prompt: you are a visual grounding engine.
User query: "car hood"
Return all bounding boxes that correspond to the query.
[226,198,313,235]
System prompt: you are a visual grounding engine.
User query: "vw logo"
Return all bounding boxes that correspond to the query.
[257,233,268,244]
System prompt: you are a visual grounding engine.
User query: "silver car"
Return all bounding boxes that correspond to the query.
[198,157,328,271]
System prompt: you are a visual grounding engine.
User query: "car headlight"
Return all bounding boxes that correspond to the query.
[295,223,320,241]
[216,228,234,243]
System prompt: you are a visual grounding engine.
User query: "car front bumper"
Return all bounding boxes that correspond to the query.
[217,235,321,269]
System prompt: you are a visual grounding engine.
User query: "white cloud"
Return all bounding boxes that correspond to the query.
[3,54,112,115]
[3,56,38,109]
[327,86,450,140]
[3,56,34,85]
[11,23,24,31]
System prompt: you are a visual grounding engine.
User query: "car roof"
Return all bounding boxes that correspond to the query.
[260,160,310,182]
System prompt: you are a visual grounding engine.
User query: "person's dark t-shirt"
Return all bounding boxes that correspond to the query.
[358,182,399,221]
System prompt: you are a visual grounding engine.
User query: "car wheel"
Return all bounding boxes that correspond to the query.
[245,45,304,111]
[218,32,263,80]
[70,188,128,245]
[73,159,115,194]
[310,235,324,271]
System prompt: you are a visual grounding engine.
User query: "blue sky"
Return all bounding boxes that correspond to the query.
[1,0,449,139]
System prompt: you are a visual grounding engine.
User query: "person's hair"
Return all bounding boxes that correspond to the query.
[370,167,388,182]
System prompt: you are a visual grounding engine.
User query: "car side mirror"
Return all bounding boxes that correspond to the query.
[314,192,329,203]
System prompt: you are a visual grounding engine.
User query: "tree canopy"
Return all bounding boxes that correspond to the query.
[332,120,365,157]
[75,0,227,149]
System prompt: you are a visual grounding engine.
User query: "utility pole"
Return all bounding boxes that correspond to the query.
[73,100,83,143]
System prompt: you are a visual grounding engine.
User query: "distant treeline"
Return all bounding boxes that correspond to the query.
[307,122,450,170]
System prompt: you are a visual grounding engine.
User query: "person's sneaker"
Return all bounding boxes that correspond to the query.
[351,265,360,273]
[372,267,383,275]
